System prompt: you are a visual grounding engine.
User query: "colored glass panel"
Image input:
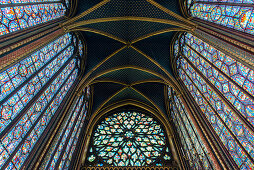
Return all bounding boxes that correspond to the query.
[178,67,254,169]
[78,40,83,56]
[175,33,254,169]
[182,33,254,126]
[7,68,78,169]
[170,93,214,169]
[188,1,254,35]
[0,33,72,102]
[39,87,90,169]
[0,3,67,36]
[59,98,88,169]
[46,95,84,169]
[88,111,170,166]
[0,45,74,134]
[0,58,77,169]
[0,0,59,5]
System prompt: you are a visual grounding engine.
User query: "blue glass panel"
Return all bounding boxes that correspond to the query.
[0,3,67,36]
[188,1,254,35]
[171,95,214,169]
[175,32,254,168]
[0,33,72,102]
[0,58,77,169]
[8,68,78,169]
[46,95,85,169]
[0,46,74,134]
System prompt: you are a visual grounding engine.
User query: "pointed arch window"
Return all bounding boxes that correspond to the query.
[187,0,254,35]
[41,86,90,170]
[174,32,254,169]
[86,111,172,167]
[168,87,214,169]
[0,0,69,37]
[0,32,82,169]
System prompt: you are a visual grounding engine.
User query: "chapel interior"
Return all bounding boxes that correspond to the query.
[0,0,253,169]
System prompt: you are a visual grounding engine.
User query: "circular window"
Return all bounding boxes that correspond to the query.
[87,111,171,166]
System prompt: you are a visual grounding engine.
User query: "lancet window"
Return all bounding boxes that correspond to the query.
[187,0,254,35]
[174,32,254,169]
[0,32,82,169]
[41,87,90,170]
[0,0,69,36]
[168,87,214,169]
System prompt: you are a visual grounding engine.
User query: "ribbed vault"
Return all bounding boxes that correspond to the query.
[61,1,196,166]
[61,0,195,128]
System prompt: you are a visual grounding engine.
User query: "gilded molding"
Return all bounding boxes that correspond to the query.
[146,0,196,27]
[71,27,127,44]
[61,0,111,26]
[66,17,195,30]
[0,28,64,72]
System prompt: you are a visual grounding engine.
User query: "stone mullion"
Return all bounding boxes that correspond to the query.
[0,28,65,71]
[177,76,237,169]
[181,66,254,165]
[31,83,80,169]
[167,98,189,170]
[193,24,254,65]
[53,95,87,169]
[0,56,75,141]
[1,66,76,169]
[171,108,196,168]
[172,100,203,169]
[0,43,72,107]
[182,53,254,135]
[44,95,82,169]
[174,96,214,169]
[70,87,93,170]
[61,106,85,169]
[23,79,79,169]
[185,42,254,101]
[178,93,223,170]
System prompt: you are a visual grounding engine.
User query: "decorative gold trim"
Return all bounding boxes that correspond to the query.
[83,166,178,170]
[130,45,180,91]
[71,27,127,44]
[146,0,197,27]
[130,79,166,86]
[66,17,195,30]
[61,0,111,26]
[89,79,128,86]
[77,45,127,91]
[90,78,165,86]
[77,65,177,94]
[131,28,189,44]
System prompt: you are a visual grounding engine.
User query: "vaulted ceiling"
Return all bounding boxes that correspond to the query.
[66,0,196,117]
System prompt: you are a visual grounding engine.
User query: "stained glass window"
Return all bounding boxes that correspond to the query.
[0,32,82,169]
[187,0,254,35]
[0,0,69,36]
[168,87,214,169]
[86,111,172,167]
[40,87,90,170]
[174,32,254,169]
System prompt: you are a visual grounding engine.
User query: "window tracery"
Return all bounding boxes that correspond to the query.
[187,0,254,35]
[86,111,172,167]
[0,0,69,36]
[0,32,82,169]
[42,87,90,170]
[168,87,214,169]
[174,32,254,169]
